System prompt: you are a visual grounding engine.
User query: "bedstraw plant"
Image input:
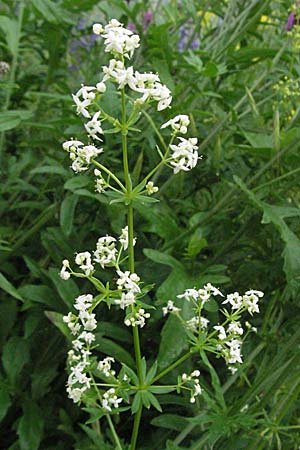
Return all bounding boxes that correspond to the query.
[59,19,264,450]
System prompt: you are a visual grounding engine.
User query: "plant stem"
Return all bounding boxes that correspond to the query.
[152,351,192,384]
[121,88,143,449]
[129,404,142,450]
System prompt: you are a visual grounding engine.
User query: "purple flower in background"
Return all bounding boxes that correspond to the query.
[143,11,153,29]
[127,21,136,32]
[286,12,296,30]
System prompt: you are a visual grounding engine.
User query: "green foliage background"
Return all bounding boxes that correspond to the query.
[0,0,300,448]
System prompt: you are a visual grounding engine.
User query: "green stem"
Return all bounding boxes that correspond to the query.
[90,373,123,450]
[92,160,126,191]
[129,404,142,450]
[152,351,192,384]
[120,88,144,448]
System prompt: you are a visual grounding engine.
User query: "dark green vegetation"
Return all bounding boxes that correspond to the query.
[1,0,300,449]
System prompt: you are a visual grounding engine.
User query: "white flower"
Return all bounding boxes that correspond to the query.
[85,111,103,141]
[225,339,243,364]
[169,137,199,174]
[213,325,227,340]
[162,300,181,316]
[94,235,118,268]
[79,311,97,331]
[74,294,93,312]
[186,316,209,332]
[67,386,84,403]
[116,270,140,293]
[96,81,106,93]
[204,283,224,297]
[97,357,116,377]
[115,291,135,309]
[60,259,71,280]
[177,288,199,302]
[96,20,140,59]
[119,226,136,250]
[243,293,260,315]
[79,331,95,345]
[125,308,150,328]
[222,292,243,310]
[146,181,158,195]
[161,115,190,134]
[75,252,94,276]
[102,388,123,412]
[93,23,104,35]
[227,321,244,336]
[72,94,91,118]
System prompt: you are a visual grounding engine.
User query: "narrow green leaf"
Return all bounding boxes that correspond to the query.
[0,272,23,301]
[2,337,30,384]
[60,194,79,236]
[17,401,44,450]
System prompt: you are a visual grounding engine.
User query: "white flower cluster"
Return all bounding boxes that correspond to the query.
[102,388,123,412]
[93,19,140,59]
[181,370,202,403]
[222,289,263,315]
[124,308,150,328]
[162,300,181,316]
[59,230,137,280]
[168,285,263,373]
[94,236,118,268]
[161,114,190,134]
[101,58,172,111]
[97,357,116,377]
[62,139,103,173]
[63,294,97,403]
[119,226,136,251]
[177,283,223,305]
[169,137,200,174]
[145,181,159,195]
[186,316,209,332]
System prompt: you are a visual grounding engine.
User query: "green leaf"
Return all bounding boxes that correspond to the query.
[64,175,90,191]
[145,360,158,384]
[60,194,79,236]
[131,391,142,414]
[144,249,184,271]
[31,0,74,24]
[0,110,33,132]
[45,311,70,339]
[146,391,162,412]
[83,407,105,424]
[0,16,19,56]
[0,272,24,301]
[17,401,44,450]
[0,385,11,422]
[234,176,300,296]
[151,413,188,431]
[2,337,30,384]
[48,267,79,309]
[158,315,187,370]
[30,165,68,176]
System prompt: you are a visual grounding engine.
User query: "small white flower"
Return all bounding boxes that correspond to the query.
[227,321,244,336]
[97,357,116,377]
[75,252,94,276]
[115,291,136,309]
[177,288,199,302]
[213,325,227,340]
[162,300,181,316]
[222,292,243,310]
[94,235,118,268]
[161,114,190,134]
[146,181,159,195]
[85,111,103,141]
[60,259,71,280]
[116,270,140,293]
[96,81,106,93]
[119,226,136,250]
[93,23,104,35]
